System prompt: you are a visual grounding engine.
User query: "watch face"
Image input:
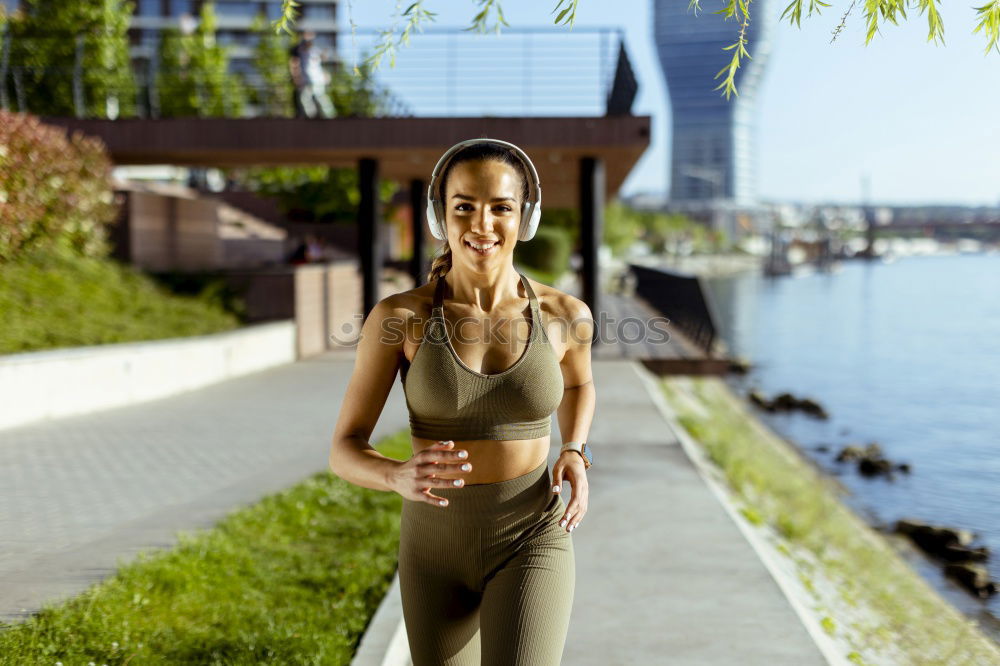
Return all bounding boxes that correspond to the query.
[582,443,593,464]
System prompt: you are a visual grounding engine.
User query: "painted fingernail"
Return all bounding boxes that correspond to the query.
[457,450,468,458]
[569,524,576,532]
[559,519,567,527]
[453,479,463,486]
[439,499,447,506]
[462,463,471,471]
[552,485,560,492]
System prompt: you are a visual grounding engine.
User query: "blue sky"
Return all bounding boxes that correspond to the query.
[341,1,1000,207]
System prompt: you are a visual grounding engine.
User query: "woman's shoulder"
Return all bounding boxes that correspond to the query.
[524,275,593,323]
[371,280,437,322]
[363,281,437,352]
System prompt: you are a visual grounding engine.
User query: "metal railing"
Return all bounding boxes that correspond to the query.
[628,263,720,354]
[336,26,636,117]
[0,24,638,119]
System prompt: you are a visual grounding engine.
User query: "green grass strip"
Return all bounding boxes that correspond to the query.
[659,376,1000,665]
[0,247,242,355]
[0,429,412,665]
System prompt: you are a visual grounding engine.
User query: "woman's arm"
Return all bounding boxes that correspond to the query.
[555,296,596,456]
[329,297,407,492]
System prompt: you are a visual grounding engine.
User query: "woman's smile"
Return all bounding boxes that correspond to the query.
[464,238,502,256]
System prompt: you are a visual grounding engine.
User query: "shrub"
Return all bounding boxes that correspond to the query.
[0,110,120,262]
[514,225,572,279]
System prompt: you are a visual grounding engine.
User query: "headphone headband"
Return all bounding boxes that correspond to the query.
[425,138,543,242]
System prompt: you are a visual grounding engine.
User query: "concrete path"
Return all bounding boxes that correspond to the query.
[1,350,831,664]
[559,361,830,665]
[0,348,404,624]
[355,358,833,666]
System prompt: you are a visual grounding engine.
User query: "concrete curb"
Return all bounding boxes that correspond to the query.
[350,570,411,666]
[631,365,849,666]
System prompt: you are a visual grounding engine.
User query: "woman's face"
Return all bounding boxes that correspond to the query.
[443,159,523,270]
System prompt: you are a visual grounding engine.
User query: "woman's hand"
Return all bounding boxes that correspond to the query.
[552,450,589,533]
[388,440,472,507]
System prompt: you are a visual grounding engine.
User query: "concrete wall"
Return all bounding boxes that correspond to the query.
[112,181,288,271]
[0,321,296,431]
[0,261,414,431]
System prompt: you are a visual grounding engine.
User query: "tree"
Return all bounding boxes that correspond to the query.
[1,0,137,118]
[270,0,1000,100]
[155,2,246,117]
[248,12,294,117]
[224,18,404,221]
[225,165,400,225]
[329,50,402,118]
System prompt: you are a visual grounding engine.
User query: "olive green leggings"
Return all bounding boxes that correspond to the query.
[398,460,576,666]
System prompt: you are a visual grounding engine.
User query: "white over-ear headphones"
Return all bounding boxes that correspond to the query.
[425,138,542,242]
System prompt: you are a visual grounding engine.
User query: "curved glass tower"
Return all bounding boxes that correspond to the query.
[653,0,773,204]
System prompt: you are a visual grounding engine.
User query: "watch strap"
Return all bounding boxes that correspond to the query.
[560,441,592,469]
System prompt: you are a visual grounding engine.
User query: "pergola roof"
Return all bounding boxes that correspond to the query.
[41,116,651,208]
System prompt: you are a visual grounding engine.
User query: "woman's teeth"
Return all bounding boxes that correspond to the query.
[465,240,499,255]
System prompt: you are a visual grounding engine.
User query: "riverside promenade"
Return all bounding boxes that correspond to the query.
[0,349,833,664]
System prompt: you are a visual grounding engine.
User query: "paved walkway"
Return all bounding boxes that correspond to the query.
[0,349,407,624]
[0,350,830,664]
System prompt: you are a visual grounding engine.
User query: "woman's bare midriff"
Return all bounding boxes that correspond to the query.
[411,435,549,485]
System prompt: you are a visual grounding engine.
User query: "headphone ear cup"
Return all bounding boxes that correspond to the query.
[519,199,542,241]
[426,198,446,241]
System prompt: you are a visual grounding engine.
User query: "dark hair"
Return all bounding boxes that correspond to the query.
[426,142,532,283]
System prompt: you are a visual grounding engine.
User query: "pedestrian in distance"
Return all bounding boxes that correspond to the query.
[288,30,336,119]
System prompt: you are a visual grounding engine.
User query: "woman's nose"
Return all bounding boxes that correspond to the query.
[471,211,496,233]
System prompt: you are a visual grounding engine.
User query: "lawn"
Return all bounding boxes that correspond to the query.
[0,429,413,665]
[0,247,243,355]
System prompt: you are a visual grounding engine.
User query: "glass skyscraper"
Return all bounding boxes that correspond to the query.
[653,0,773,204]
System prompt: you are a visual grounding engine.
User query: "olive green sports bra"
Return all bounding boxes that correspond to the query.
[399,272,564,441]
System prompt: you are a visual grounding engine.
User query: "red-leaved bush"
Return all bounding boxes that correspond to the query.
[0,110,120,262]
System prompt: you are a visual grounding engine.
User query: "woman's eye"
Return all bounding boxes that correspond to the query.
[455,204,512,212]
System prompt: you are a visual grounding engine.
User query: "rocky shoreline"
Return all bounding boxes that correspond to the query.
[663,376,1000,661]
[744,386,999,611]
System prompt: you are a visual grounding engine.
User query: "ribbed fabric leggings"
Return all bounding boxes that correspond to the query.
[398,460,575,665]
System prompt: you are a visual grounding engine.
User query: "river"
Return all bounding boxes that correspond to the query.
[698,251,1000,635]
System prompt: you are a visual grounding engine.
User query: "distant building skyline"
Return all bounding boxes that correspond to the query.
[652,0,773,205]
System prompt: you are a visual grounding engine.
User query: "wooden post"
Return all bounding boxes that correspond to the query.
[358,157,382,320]
[579,156,605,340]
[410,178,427,286]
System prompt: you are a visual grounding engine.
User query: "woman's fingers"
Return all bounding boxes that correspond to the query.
[551,463,563,494]
[421,487,449,507]
[559,500,588,532]
[557,468,588,532]
[411,441,473,507]
[418,460,472,473]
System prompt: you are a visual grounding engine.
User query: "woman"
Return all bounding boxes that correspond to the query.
[329,138,596,665]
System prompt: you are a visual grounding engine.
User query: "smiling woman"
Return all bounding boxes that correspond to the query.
[328,139,596,666]
[425,142,535,281]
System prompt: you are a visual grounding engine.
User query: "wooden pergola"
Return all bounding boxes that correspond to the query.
[41,115,651,320]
